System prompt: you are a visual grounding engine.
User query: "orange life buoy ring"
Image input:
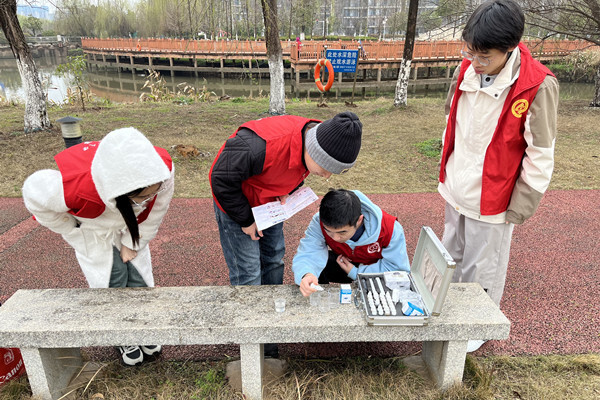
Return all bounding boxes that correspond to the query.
[136,40,141,51]
[314,58,334,92]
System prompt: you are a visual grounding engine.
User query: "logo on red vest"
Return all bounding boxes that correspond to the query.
[3,349,14,365]
[82,142,97,151]
[367,242,381,254]
[511,99,529,118]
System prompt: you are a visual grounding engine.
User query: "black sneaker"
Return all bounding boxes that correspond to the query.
[118,346,143,366]
[140,345,162,361]
[264,343,279,358]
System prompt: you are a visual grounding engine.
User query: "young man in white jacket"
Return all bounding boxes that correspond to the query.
[22,127,175,366]
[438,0,559,352]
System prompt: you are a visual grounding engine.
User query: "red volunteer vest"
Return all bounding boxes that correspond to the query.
[54,142,172,222]
[321,211,397,265]
[439,43,554,215]
[210,115,320,210]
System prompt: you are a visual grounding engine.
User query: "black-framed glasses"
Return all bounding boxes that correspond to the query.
[460,49,492,67]
[129,182,165,208]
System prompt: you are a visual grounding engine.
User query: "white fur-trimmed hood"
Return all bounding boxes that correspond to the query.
[91,127,170,209]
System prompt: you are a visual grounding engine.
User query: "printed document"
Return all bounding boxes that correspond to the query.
[252,187,318,231]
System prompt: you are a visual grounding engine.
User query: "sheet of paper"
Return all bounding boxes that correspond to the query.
[252,187,318,231]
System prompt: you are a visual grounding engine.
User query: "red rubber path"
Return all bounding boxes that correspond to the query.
[1,190,598,359]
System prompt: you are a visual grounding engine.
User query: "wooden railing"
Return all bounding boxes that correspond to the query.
[81,38,594,63]
[82,38,273,54]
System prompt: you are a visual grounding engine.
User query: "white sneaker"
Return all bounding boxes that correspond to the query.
[467,340,487,352]
[118,346,143,366]
[140,345,162,357]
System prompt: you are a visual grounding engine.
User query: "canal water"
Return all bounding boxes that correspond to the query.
[0,56,594,104]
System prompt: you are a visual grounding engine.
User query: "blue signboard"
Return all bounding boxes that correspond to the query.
[326,49,359,73]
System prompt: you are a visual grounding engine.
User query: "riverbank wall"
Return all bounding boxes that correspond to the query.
[0,42,80,60]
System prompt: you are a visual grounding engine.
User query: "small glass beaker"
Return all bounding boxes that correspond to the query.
[317,290,331,312]
[309,292,319,307]
[328,288,340,309]
[274,297,286,313]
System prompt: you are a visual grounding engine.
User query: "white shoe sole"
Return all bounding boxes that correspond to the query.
[467,340,486,352]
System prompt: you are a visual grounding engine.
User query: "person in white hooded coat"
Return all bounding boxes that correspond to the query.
[22,127,174,366]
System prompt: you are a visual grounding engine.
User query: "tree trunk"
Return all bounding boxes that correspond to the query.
[0,0,50,132]
[245,0,250,37]
[78,86,86,112]
[288,0,294,40]
[186,0,194,38]
[394,59,411,106]
[394,0,419,107]
[261,0,285,115]
[592,65,600,107]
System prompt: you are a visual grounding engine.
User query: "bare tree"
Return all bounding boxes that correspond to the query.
[243,0,250,37]
[254,0,259,37]
[288,0,294,39]
[394,0,419,106]
[54,0,97,37]
[186,0,198,38]
[434,0,469,39]
[0,0,50,132]
[164,0,185,36]
[261,0,285,115]
[525,0,600,106]
[296,0,317,38]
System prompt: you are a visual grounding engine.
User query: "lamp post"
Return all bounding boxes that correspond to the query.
[317,19,325,37]
[56,116,83,148]
[383,18,387,40]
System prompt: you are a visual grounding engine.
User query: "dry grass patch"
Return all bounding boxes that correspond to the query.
[480,354,600,400]
[1,98,445,198]
[4,354,598,400]
[0,359,240,400]
[1,97,599,197]
[552,100,600,190]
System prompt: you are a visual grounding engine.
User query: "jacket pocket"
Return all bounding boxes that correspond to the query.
[62,227,90,258]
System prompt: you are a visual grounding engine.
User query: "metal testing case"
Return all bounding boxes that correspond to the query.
[355,226,456,326]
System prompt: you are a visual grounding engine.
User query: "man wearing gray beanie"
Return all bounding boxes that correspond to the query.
[210,112,361,355]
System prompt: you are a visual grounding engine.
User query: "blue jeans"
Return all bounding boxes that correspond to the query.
[214,202,285,286]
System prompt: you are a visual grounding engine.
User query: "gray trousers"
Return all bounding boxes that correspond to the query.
[109,247,148,288]
[441,203,514,306]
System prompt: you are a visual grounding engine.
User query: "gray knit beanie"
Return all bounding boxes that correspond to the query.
[306,111,362,174]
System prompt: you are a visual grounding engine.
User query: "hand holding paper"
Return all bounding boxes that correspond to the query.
[251,187,318,231]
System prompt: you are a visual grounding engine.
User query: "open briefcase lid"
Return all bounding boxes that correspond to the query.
[410,226,456,316]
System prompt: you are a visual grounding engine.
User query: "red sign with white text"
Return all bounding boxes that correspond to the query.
[0,348,26,386]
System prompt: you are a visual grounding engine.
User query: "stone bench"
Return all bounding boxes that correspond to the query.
[0,283,510,400]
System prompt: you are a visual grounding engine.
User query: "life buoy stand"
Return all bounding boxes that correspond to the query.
[314,58,334,92]
[136,40,141,51]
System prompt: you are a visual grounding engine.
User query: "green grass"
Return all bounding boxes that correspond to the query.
[415,138,443,158]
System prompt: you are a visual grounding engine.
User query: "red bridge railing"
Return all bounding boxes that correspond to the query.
[81,38,594,63]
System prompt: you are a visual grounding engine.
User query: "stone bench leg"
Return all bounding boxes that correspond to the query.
[421,340,468,390]
[239,343,264,400]
[20,347,83,400]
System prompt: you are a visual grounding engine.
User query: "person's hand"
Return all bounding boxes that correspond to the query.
[299,273,319,297]
[121,246,137,263]
[336,255,354,274]
[242,222,263,240]
[277,194,290,205]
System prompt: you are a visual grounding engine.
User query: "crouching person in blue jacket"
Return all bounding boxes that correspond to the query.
[293,189,410,297]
